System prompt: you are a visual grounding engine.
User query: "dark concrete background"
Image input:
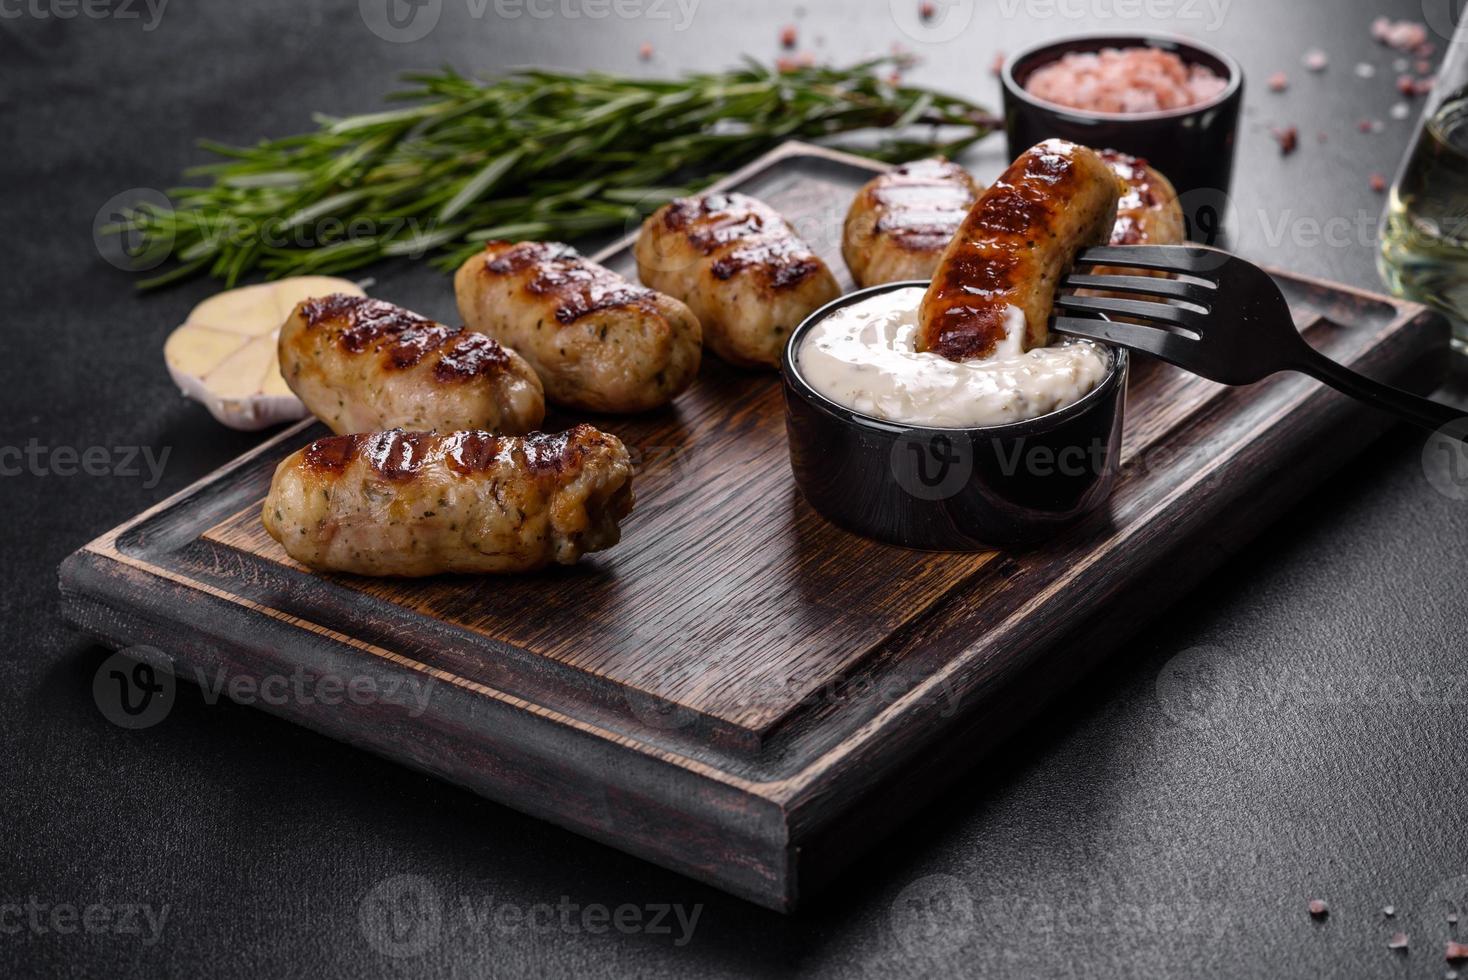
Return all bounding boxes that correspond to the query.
[4,0,1468,976]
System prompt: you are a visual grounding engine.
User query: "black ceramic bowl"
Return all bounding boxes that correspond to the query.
[1001,32,1244,241]
[781,283,1128,551]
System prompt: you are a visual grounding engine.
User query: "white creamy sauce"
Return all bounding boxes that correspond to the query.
[797,286,1110,428]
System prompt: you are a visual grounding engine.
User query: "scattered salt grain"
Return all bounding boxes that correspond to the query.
[1390,932,1411,951]
[1450,913,1460,925]
[1309,899,1330,918]
[1269,71,1289,92]
[1385,905,1398,916]
[1373,17,1430,53]
[1356,62,1378,78]
[1304,49,1329,72]
[1395,57,1411,72]
[1391,102,1411,119]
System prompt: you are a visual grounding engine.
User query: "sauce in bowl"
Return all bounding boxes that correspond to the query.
[796,286,1110,429]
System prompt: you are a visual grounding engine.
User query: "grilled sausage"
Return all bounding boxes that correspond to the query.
[634,192,841,368]
[918,140,1120,359]
[279,294,544,436]
[1100,149,1185,247]
[262,425,633,576]
[453,241,700,414]
[842,158,981,288]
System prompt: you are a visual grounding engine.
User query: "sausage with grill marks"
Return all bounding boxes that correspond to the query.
[918,140,1120,359]
[279,294,545,436]
[262,424,633,576]
[634,192,841,368]
[453,241,700,414]
[842,158,981,288]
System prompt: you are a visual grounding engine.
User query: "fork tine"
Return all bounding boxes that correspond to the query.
[1052,316,1200,364]
[1075,244,1226,276]
[1052,294,1206,333]
[1063,273,1216,304]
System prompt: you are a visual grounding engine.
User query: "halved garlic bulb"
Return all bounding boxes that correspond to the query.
[164,276,366,430]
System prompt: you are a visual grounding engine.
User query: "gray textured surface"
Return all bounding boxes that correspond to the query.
[4,0,1468,976]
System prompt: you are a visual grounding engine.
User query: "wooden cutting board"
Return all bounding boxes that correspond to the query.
[59,141,1450,911]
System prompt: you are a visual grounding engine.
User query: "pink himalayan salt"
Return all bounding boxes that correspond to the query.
[1024,47,1228,114]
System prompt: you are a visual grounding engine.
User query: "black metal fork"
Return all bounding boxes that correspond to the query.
[1053,244,1463,433]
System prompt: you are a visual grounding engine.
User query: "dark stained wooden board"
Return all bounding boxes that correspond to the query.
[58,142,1451,911]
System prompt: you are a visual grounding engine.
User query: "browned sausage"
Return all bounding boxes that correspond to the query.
[279,294,544,435]
[918,140,1120,358]
[454,241,700,413]
[842,157,981,287]
[262,425,633,576]
[634,192,841,368]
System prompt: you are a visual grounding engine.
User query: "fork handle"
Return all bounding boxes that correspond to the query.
[1292,345,1465,434]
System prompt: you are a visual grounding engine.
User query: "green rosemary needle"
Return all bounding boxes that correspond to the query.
[108,57,998,289]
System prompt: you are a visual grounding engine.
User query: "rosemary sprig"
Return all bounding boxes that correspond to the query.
[108,57,998,289]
